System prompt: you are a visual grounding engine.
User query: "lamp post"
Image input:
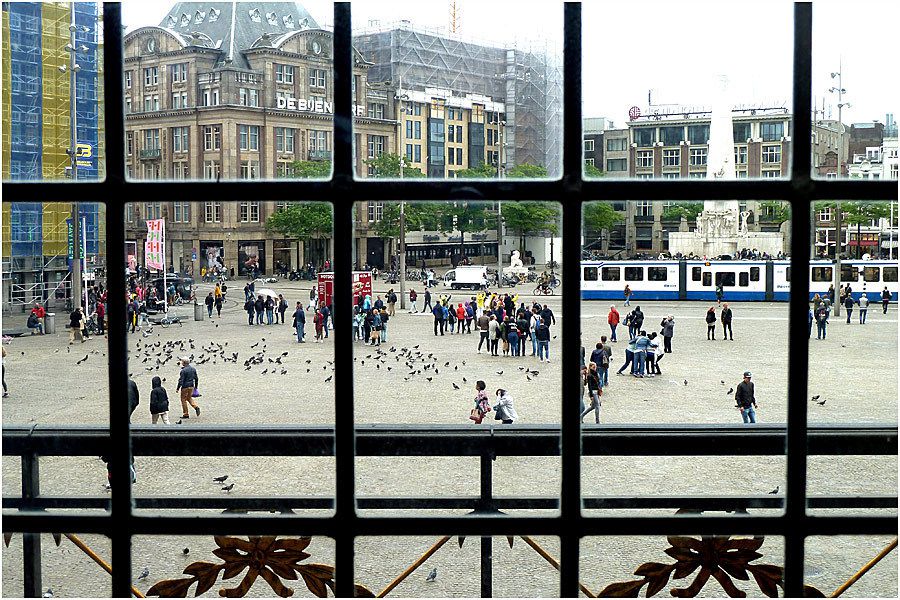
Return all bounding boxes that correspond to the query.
[829,66,849,315]
[395,76,411,309]
[492,116,506,288]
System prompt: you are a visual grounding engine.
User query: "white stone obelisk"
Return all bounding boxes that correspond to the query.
[705,75,739,238]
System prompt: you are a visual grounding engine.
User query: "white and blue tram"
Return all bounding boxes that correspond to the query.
[580,259,898,302]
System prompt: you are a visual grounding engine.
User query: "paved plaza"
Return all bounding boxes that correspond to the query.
[2,279,897,597]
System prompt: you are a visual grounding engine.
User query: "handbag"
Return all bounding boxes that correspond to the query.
[192,386,201,398]
[469,408,483,424]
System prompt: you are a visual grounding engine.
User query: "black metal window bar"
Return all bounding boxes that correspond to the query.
[2,3,898,598]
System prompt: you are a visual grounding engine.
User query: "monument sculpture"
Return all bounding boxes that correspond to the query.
[668,76,784,257]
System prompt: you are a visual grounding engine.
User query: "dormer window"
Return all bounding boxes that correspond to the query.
[180,13,190,27]
[266,12,278,25]
[282,15,294,28]
[249,8,261,23]
[194,10,206,24]
[166,15,177,28]
[208,8,220,22]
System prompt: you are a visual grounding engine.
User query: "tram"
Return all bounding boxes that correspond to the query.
[580,259,898,302]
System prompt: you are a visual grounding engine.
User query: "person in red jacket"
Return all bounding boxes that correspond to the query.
[95,300,106,334]
[455,303,466,334]
[30,303,46,335]
[607,305,620,342]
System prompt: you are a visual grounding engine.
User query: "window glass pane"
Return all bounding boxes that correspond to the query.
[647,266,667,281]
[739,271,749,286]
[715,271,736,287]
[122,3,332,179]
[583,2,792,179]
[864,266,880,282]
[811,267,832,282]
[601,267,620,281]
[841,265,858,282]
[884,267,898,282]
[702,271,712,286]
[692,266,702,281]
[750,266,760,281]
[583,266,598,281]
[624,267,643,281]
[2,3,105,181]
[355,2,562,179]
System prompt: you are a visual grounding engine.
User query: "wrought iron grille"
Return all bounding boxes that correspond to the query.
[2,3,897,598]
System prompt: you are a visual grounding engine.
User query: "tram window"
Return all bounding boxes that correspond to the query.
[884,267,898,282]
[647,266,668,281]
[863,267,880,283]
[692,266,702,281]
[785,267,791,281]
[715,271,736,286]
[749,266,760,281]
[739,272,749,287]
[702,272,712,286]
[601,267,620,281]
[841,266,858,282]
[583,267,598,281]
[811,267,832,282]
[624,267,644,281]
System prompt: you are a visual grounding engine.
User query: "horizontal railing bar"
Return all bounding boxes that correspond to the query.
[3,513,896,537]
[3,425,896,456]
[3,179,895,203]
[4,494,895,512]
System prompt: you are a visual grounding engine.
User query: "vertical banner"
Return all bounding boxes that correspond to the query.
[145,219,166,270]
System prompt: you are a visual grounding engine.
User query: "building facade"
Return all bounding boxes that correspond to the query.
[2,2,105,311]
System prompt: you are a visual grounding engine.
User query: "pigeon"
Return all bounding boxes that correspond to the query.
[816,398,826,406]
[810,395,820,402]
[462,377,467,383]
[182,547,190,555]
[452,383,460,390]
[768,486,780,494]
[683,380,688,386]
[42,589,53,598]
[726,388,734,395]
[426,377,433,382]
[76,355,89,365]
[720,380,726,385]
[325,375,333,382]
[213,475,228,483]
[425,568,437,582]
[222,483,235,492]
[496,371,503,375]
[137,567,150,580]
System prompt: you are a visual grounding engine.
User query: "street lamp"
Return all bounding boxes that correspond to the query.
[829,66,849,315]
[490,116,506,288]
[394,76,413,309]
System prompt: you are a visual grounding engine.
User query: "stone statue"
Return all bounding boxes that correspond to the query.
[739,211,750,236]
[723,211,736,235]
[509,250,524,269]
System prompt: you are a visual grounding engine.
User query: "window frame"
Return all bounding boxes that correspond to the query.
[3,6,894,600]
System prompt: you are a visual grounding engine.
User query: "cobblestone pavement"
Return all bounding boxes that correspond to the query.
[2,281,897,596]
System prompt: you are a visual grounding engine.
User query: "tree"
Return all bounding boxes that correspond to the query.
[506,163,548,178]
[287,160,331,179]
[364,153,426,178]
[816,201,891,258]
[371,202,442,240]
[435,202,497,262]
[266,203,333,241]
[661,202,704,222]
[501,202,560,256]
[584,162,605,178]
[583,203,624,249]
[758,201,791,225]
[455,163,497,178]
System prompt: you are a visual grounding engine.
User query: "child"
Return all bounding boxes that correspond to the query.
[469,380,491,424]
[149,376,170,424]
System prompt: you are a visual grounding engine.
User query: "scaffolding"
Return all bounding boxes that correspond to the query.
[352,23,563,177]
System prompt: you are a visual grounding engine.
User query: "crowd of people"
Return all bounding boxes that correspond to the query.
[581,248,789,261]
[809,284,892,339]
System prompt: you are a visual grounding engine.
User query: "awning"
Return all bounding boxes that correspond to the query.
[882,240,898,249]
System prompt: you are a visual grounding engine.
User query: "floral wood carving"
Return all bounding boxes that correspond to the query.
[597,536,824,598]
[146,536,374,598]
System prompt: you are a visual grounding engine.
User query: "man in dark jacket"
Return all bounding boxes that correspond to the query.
[149,376,170,424]
[205,292,215,318]
[535,318,551,362]
[292,301,306,343]
[128,377,140,423]
[254,295,265,325]
[432,302,444,336]
[244,298,255,325]
[632,306,644,334]
[540,304,555,327]
[422,289,432,314]
[844,293,855,324]
[882,287,891,314]
[176,357,200,419]
[721,303,734,340]
[734,371,758,424]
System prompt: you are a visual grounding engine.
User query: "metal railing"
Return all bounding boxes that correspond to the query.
[3,424,896,597]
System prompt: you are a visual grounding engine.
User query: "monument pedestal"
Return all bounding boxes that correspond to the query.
[668,230,784,257]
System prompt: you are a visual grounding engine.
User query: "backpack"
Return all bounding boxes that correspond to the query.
[600,351,610,367]
[389,293,397,303]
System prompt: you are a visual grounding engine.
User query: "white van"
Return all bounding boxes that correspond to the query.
[443,265,489,290]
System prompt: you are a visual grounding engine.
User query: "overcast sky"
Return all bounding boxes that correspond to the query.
[122,0,898,127]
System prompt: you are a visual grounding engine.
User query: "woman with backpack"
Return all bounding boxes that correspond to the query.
[705,306,717,340]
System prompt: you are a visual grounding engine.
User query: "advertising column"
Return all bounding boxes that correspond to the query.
[145,218,166,312]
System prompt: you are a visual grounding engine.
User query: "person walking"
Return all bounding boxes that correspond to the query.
[409,289,418,313]
[307,286,317,312]
[735,371,758,424]
[715,283,725,306]
[580,362,602,424]
[432,301,444,336]
[493,388,518,424]
[214,293,224,318]
[623,284,632,307]
[205,292,214,318]
[608,305,620,342]
[858,293,869,324]
[470,380,491,424]
[176,357,200,419]
[387,289,397,317]
[632,306,644,339]
[422,289,433,314]
[149,376,170,425]
[882,286,891,314]
[705,306,717,340]
[844,293,854,324]
[616,337,636,375]
[278,294,288,324]
[535,317,551,363]
[660,315,675,352]
[815,303,828,339]
[244,297,255,325]
[721,303,734,340]
[292,301,306,343]
[599,336,612,386]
